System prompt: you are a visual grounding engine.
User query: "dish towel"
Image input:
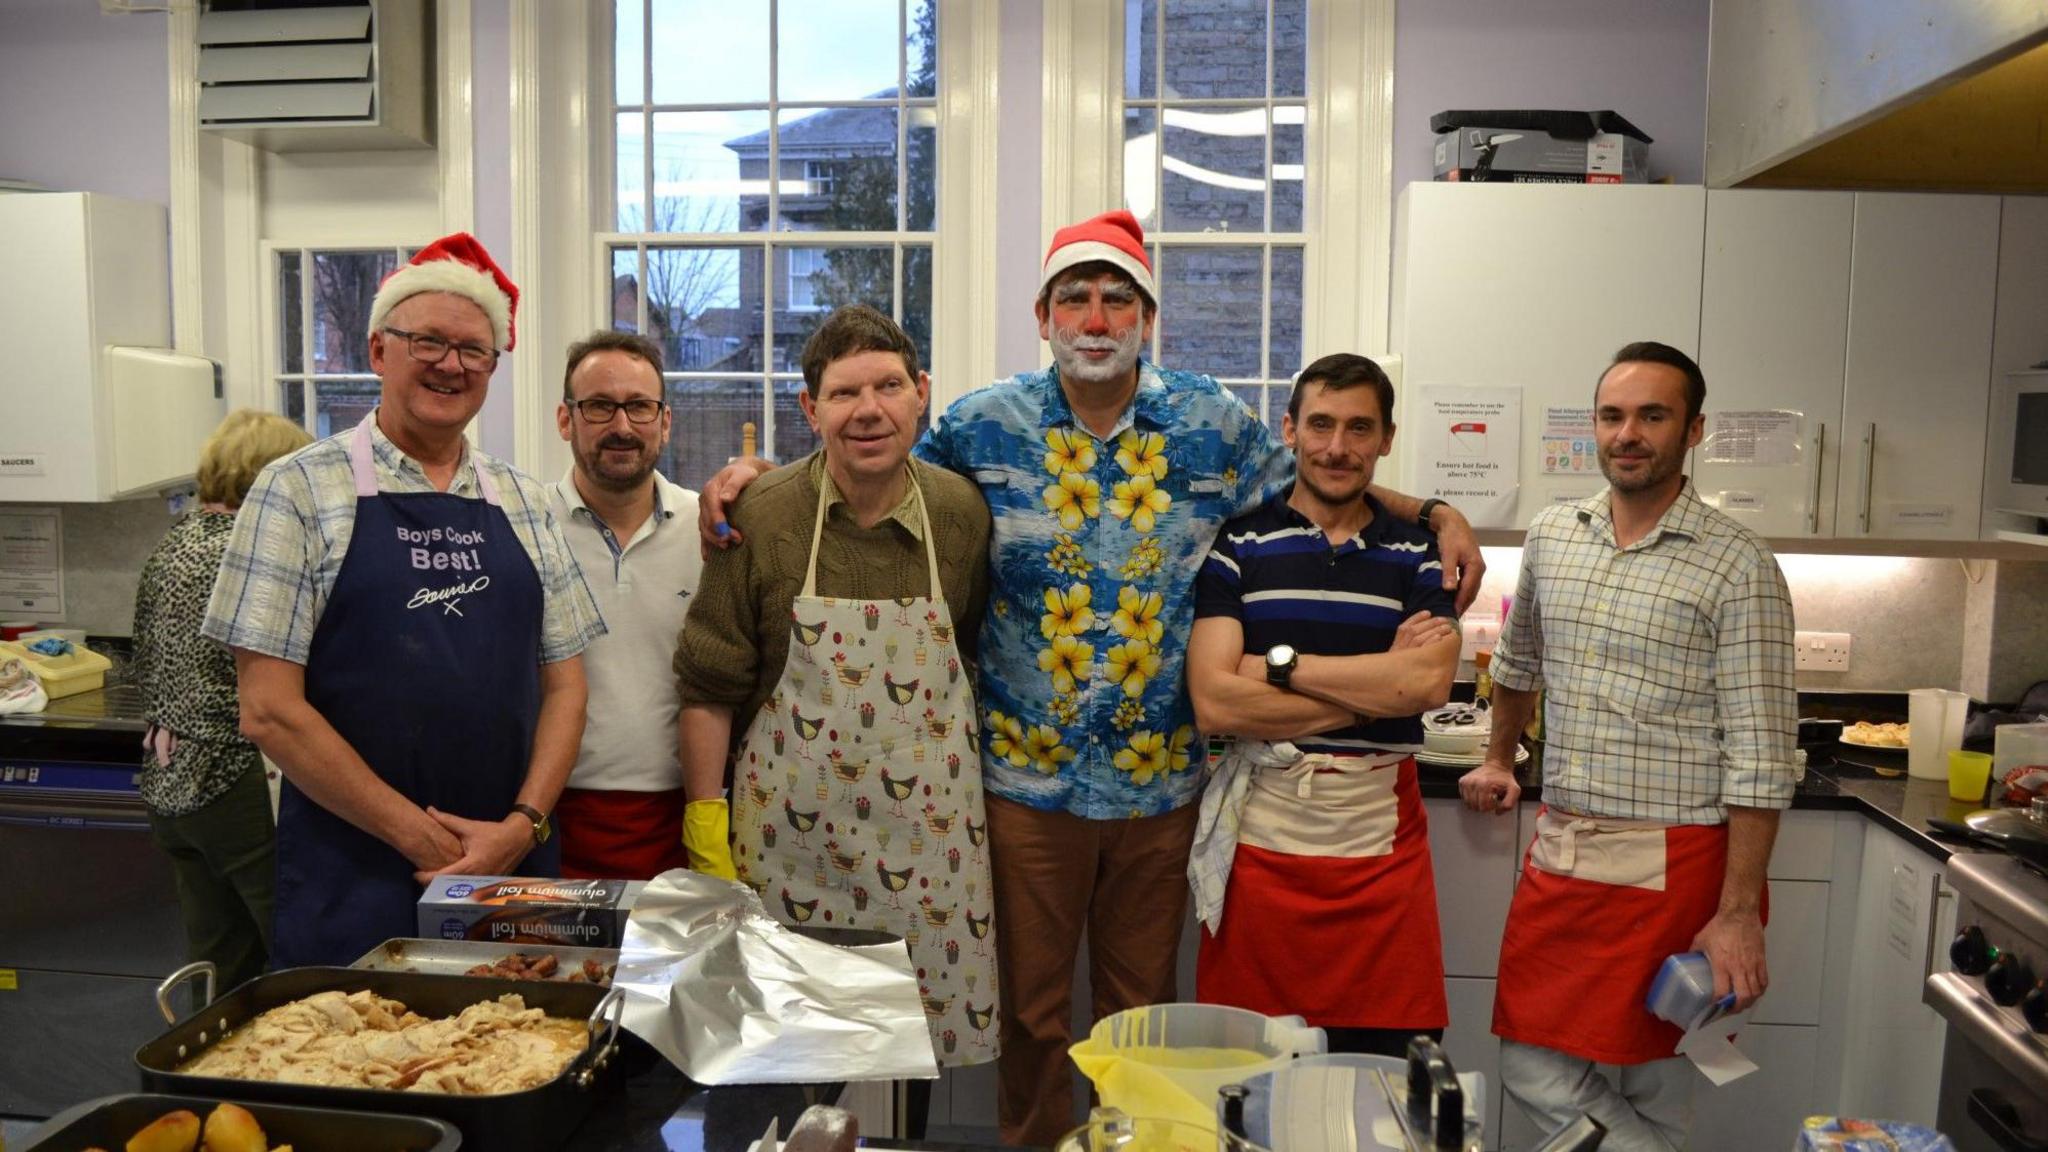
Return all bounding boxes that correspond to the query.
[1189,738,1308,932]
[0,658,47,715]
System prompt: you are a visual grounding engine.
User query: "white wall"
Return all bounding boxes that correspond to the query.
[0,0,170,206]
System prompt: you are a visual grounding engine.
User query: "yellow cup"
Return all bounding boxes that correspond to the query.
[1948,750,1993,803]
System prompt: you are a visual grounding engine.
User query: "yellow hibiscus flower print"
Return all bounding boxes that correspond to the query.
[1043,427,1097,476]
[1116,429,1169,480]
[1105,638,1161,698]
[1111,585,1164,645]
[1108,474,1171,533]
[1168,725,1196,774]
[1040,584,1095,639]
[1113,729,1171,786]
[1112,698,1146,731]
[1036,634,1094,693]
[986,710,1029,767]
[1043,471,1101,531]
[1119,537,1165,580]
[1022,724,1075,775]
[1047,532,1092,578]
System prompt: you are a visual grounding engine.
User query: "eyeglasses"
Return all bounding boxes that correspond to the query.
[569,397,666,424]
[381,326,500,373]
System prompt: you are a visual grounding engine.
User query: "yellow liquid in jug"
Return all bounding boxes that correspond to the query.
[1122,1045,1272,1069]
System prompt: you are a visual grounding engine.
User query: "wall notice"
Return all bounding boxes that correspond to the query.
[0,507,63,618]
[1417,386,1521,527]
[1703,410,1802,467]
[1540,406,1597,475]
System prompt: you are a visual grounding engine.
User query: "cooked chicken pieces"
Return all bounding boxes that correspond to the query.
[178,989,587,1095]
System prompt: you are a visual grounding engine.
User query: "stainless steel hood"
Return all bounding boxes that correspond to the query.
[1706,1,2048,192]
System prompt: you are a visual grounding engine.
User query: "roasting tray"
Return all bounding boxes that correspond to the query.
[353,936,620,982]
[134,961,622,1152]
[21,1093,460,1151]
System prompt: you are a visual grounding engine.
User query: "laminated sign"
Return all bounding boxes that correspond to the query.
[1418,386,1521,527]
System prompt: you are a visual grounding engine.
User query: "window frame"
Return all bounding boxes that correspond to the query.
[262,240,448,440]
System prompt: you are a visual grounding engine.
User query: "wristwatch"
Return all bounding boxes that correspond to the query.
[1416,497,1449,530]
[1265,644,1298,688]
[511,803,552,847]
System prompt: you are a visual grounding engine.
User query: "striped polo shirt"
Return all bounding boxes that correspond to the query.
[1194,490,1457,756]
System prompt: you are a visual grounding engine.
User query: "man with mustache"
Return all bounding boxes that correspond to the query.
[1186,352,1460,1058]
[1460,342,1796,1150]
[699,212,1486,1144]
[204,235,604,966]
[547,330,703,879]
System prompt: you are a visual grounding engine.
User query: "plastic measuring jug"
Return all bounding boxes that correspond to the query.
[1219,1051,1487,1152]
[1907,689,1968,781]
[1068,1003,1326,1132]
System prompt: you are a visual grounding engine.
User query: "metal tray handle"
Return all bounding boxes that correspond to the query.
[574,985,625,1090]
[156,960,217,1024]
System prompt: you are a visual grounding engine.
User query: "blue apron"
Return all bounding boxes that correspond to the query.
[272,414,557,968]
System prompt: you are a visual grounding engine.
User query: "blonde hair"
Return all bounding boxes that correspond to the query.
[197,409,313,506]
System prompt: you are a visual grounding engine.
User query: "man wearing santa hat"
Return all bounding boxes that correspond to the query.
[204,233,604,967]
[698,210,1487,1144]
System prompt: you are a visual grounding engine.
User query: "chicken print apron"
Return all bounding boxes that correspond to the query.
[1494,807,1763,1065]
[729,471,999,1067]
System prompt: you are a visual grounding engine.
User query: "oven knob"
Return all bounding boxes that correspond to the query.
[2023,983,2048,1033]
[1985,954,2033,1007]
[1950,925,1993,976]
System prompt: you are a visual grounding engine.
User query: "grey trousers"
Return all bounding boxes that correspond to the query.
[1500,1039,1696,1152]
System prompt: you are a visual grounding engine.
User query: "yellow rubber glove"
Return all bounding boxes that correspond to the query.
[683,798,738,880]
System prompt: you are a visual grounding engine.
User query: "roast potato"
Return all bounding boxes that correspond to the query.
[125,1108,201,1152]
[200,1102,268,1152]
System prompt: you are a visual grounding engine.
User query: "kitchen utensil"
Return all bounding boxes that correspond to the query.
[1216,1043,1485,1152]
[137,962,622,1151]
[1928,803,2048,870]
[1948,750,1993,804]
[1068,1003,1325,1134]
[20,1093,461,1152]
[1908,690,1969,781]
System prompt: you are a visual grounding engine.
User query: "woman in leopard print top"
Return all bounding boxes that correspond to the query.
[132,410,310,988]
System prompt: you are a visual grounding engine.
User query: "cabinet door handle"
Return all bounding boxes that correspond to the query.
[1923,874,1955,984]
[1856,422,1876,534]
[1807,422,1827,535]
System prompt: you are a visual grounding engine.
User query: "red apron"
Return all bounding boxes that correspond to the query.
[555,786,687,880]
[1493,806,1766,1065]
[1198,755,1447,1031]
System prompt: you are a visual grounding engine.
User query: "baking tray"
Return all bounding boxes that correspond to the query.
[354,935,620,983]
[22,1093,460,1151]
[136,961,621,1152]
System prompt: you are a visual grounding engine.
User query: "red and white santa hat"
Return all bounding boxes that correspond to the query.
[366,232,521,351]
[1040,209,1156,307]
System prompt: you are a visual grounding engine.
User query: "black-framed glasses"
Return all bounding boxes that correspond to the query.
[569,397,666,424]
[381,326,500,372]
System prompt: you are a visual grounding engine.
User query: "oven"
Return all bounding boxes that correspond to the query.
[1925,851,2048,1152]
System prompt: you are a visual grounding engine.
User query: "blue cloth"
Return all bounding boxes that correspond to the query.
[1193,490,1456,756]
[916,360,1291,818]
[273,428,558,968]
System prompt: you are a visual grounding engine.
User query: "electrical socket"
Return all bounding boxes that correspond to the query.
[1794,631,1852,672]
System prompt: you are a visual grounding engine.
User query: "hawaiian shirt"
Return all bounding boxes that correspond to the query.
[917,360,1291,819]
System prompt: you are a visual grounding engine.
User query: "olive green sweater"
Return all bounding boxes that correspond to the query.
[673,453,990,736]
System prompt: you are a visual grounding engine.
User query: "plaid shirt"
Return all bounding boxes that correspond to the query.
[918,361,1292,818]
[1492,482,1797,823]
[203,414,604,666]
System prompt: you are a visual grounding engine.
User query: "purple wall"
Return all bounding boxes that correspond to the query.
[1391,0,1709,192]
[0,0,170,206]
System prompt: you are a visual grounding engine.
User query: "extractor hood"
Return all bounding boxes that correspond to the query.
[1706,0,2048,193]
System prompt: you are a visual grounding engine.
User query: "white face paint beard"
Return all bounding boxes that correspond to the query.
[1051,322,1144,386]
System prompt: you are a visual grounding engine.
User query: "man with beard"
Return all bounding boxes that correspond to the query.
[205,235,603,966]
[1186,353,1460,1057]
[1459,342,1796,1150]
[548,331,703,879]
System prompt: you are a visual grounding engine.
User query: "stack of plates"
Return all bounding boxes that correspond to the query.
[1416,743,1531,770]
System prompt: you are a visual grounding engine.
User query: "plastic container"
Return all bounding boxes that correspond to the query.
[0,638,111,699]
[1068,1004,1325,1133]
[1055,1110,1215,1152]
[1645,951,1731,1031]
[1220,1052,1486,1152]
[1993,723,2048,805]
[1907,689,1969,781]
[1948,750,1994,804]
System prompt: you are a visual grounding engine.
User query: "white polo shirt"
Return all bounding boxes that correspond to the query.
[549,468,703,792]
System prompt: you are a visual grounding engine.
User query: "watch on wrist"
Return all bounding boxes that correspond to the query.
[1265,644,1299,688]
[511,803,551,847]
[1416,497,1449,530]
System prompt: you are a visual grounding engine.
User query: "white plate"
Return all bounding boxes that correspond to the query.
[1840,731,1908,751]
[1415,744,1531,770]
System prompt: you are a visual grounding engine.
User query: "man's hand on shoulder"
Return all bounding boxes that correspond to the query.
[1458,760,1519,813]
[1428,503,1487,616]
[697,456,774,555]
[1693,908,1769,1012]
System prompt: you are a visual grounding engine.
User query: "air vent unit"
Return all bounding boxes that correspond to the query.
[197,0,433,152]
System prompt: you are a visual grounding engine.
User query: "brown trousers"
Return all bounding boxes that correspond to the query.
[986,793,1200,1147]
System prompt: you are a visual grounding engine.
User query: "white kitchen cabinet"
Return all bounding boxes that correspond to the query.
[1391,184,1707,527]
[1840,193,2000,540]
[1690,1023,1823,1149]
[1442,976,1504,1151]
[1693,190,1855,537]
[1835,822,1953,1126]
[1426,797,1519,978]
